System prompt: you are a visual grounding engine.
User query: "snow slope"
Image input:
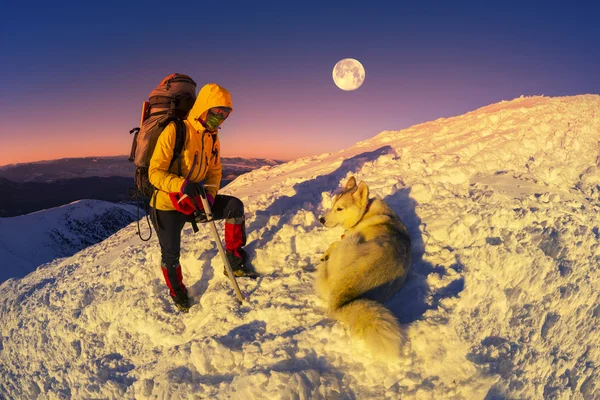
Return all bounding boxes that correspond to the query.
[0,200,139,282]
[1,95,599,399]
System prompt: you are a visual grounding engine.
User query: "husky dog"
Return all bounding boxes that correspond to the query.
[316,176,411,357]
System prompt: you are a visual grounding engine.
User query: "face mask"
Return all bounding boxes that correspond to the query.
[204,113,225,132]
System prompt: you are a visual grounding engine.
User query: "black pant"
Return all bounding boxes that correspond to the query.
[150,194,244,266]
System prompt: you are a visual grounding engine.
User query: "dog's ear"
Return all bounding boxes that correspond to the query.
[344,176,357,191]
[353,181,369,207]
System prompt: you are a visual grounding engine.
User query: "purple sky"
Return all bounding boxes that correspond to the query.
[1,1,599,165]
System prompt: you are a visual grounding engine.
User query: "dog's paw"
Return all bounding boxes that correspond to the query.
[321,241,340,262]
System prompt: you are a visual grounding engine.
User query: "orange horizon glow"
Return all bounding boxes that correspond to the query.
[0,92,395,167]
[0,125,349,166]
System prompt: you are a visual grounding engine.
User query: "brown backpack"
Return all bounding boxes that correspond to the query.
[128,73,197,239]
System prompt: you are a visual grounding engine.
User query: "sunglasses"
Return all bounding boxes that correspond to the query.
[208,107,231,120]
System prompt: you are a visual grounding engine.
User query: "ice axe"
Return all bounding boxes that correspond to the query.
[182,187,245,304]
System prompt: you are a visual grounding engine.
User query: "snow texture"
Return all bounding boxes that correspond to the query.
[1,95,599,399]
[0,200,139,283]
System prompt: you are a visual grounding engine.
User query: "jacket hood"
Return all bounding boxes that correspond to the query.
[187,83,233,131]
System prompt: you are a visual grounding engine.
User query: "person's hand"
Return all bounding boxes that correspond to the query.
[181,180,203,198]
[206,193,214,206]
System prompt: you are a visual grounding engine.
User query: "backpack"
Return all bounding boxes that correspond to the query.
[128,73,197,240]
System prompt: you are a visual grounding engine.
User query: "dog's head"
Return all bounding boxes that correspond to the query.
[320,176,370,229]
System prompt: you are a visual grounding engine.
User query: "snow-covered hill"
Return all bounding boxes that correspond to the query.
[0,200,138,282]
[1,95,599,399]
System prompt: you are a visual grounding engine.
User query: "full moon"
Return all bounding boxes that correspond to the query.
[332,58,365,91]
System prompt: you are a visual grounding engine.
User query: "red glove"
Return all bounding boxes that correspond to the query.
[206,193,215,206]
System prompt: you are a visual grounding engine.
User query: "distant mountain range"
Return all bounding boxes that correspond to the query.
[0,176,136,217]
[0,155,284,183]
[0,156,284,217]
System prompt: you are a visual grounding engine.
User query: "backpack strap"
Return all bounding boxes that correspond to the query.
[128,127,140,162]
[128,185,154,241]
[169,119,186,176]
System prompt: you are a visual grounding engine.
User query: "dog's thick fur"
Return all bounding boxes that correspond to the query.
[316,176,411,357]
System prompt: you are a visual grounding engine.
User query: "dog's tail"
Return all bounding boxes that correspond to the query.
[331,299,401,357]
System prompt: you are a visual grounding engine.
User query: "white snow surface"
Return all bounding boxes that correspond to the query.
[1,95,600,399]
[0,200,139,283]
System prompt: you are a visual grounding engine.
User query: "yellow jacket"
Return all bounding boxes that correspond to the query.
[149,83,233,211]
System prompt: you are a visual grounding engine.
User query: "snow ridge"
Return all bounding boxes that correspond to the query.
[0,200,139,282]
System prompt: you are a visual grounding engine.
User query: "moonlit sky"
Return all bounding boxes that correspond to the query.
[1,1,599,165]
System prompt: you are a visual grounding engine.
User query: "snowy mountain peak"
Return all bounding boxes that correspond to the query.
[1,94,599,399]
[0,200,139,282]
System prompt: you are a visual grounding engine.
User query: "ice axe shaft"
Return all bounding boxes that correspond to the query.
[190,190,244,303]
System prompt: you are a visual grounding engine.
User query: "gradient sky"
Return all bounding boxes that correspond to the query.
[1,1,599,166]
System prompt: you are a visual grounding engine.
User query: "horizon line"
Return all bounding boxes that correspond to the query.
[0,154,295,169]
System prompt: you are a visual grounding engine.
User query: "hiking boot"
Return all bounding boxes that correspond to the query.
[171,292,191,313]
[223,264,258,279]
[223,248,258,279]
[226,248,247,268]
